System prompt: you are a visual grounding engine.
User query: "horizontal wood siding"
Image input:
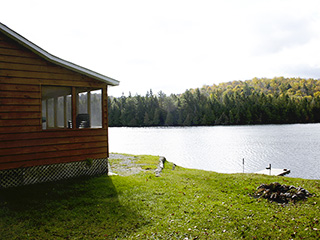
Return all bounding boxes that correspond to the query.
[0,128,109,170]
[0,31,109,170]
[0,82,41,133]
[0,32,105,88]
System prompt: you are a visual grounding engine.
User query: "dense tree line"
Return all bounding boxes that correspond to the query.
[108,77,320,127]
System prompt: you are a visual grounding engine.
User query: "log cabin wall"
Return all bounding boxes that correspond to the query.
[0,31,109,171]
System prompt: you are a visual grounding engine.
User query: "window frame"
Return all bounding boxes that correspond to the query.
[41,85,104,130]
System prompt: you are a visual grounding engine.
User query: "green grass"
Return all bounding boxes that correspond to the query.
[0,154,319,239]
[134,154,159,170]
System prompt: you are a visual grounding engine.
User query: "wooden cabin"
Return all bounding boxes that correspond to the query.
[0,23,119,187]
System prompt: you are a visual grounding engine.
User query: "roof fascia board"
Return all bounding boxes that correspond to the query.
[0,23,119,86]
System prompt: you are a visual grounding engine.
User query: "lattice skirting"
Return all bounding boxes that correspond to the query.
[0,158,108,188]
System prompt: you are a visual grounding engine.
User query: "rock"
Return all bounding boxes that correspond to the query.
[155,156,166,177]
[253,182,312,203]
[172,164,176,170]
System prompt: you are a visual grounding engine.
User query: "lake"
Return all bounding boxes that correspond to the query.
[109,124,320,179]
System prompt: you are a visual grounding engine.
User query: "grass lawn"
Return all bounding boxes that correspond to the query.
[0,154,319,239]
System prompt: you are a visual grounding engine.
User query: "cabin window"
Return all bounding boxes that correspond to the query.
[42,86,103,130]
[76,88,102,128]
[42,86,72,130]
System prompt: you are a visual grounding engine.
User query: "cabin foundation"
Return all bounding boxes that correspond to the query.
[0,158,108,188]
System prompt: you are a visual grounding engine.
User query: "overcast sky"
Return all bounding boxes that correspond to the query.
[2,0,320,97]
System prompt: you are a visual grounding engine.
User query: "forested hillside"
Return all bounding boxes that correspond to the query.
[108,77,320,127]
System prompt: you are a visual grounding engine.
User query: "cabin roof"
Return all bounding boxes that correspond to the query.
[0,22,119,86]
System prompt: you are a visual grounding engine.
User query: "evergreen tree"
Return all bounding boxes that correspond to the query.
[108,78,320,127]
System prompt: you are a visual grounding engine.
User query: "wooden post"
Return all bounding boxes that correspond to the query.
[102,86,107,129]
[87,91,91,120]
[45,99,49,129]
[64,95,67,128]
[103,86,109,157]
[72,87,76,129]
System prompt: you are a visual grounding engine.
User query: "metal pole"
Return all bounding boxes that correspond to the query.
[269,164,271,175]
[242,158,244,173]
[266,163,271,175]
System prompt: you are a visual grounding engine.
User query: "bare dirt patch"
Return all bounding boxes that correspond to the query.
[108,154,146,176]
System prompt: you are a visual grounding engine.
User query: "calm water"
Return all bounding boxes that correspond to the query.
[109,124,320,179]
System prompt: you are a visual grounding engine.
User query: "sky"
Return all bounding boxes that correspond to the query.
[2,0,320,97]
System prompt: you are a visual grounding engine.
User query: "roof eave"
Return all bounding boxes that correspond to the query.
[0,23,119,86]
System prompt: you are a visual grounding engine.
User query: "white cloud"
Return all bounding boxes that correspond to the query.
[2,0,320,96]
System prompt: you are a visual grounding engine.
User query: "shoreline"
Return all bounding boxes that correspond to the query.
[109,153,319,180]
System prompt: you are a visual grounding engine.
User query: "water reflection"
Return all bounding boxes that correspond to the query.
[109,124,320,179]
